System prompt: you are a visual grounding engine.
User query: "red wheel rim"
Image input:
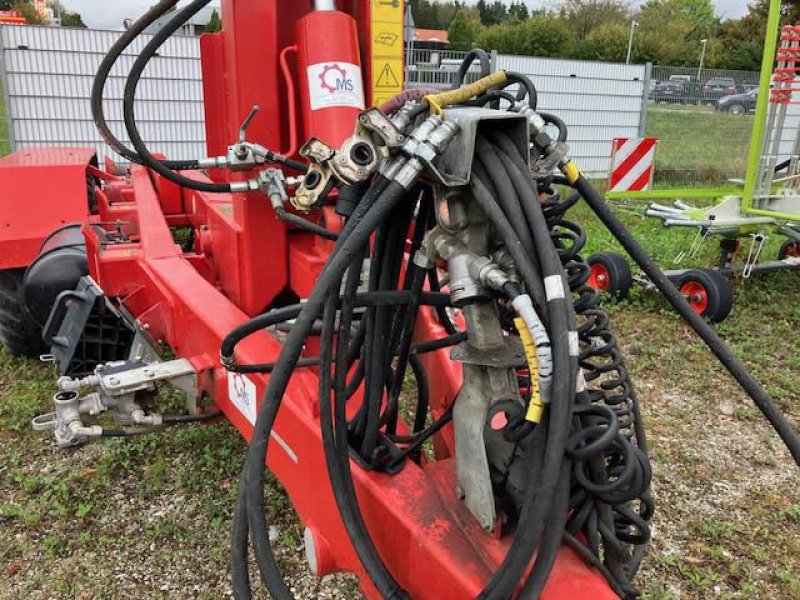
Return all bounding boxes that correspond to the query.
[786,243,800,258]
[680,281,708,315]
[588,263,612,291]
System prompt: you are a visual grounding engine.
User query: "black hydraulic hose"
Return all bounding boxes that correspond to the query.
[90,0,196,170]
[479,154,577,597]
[361,201,412,455]
[454,49,491,87]
[163,410,223,424]
[220,291,451,363]
[275,207,338,241]
[473,146,537,258]
[570,172,800,466]
[409,354,431,436]
[427,269,459,335]
[539,112,568,143]
[385,406,454,470]
[123,0,233,194]
[469,169,548,319]
[231,472,252,598]
[412,332,467,354]
[100,428,154,437]
[231,176,387,599]
[505,71,538,110]
[383,253,428,435]
[470,164,576,599]
[238,180,411,599]
[319,288,408,599]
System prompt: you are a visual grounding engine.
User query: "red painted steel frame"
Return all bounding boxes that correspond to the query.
[2,2,618,597]
[85,165,617,599]
[0,148,97,270]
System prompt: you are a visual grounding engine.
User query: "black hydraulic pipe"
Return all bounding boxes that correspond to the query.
[571,172,800,466]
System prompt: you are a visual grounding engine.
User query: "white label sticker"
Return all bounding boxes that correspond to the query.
[307,62,365,112]
[228,371,257,425]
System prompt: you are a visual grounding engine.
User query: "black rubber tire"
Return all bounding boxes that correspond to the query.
[728,103,746,116]
[778,239,800,260]
[0,269,47,357]
[587,252,633,299]
[676,268,733,323]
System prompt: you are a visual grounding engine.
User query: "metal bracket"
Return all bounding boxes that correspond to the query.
[99,359,196,397]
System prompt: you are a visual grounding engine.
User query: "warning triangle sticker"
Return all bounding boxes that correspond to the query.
[376,63,400,88]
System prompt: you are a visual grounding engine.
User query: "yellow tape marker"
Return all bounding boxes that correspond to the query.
[561,161,582,185]
[424,70,508,116]
[514,318,545,424]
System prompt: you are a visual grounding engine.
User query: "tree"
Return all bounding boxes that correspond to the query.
[48,2,87,27]
[476,15,573,57]
[723,40,762,71]
[206,8,221,33]
[0,1,13,9]
[12,1,44,24]
[477,0,507,26]
[508,1,529,21]
[409,0,453,29]
[448,10,482,51]
[60,11,85,27]
[571,22,628,61]
[561,0,629,40]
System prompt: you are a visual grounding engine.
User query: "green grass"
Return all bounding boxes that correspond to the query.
[0,74,8,157]
[645,103,754,186]
[0,196,798,597]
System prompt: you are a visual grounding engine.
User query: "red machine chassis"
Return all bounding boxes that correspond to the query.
[82,164,617,599]
[0,1,618,596]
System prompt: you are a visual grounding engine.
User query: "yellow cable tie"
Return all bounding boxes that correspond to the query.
[423,71,508,116]
[561,161,582,185]
[514,318,545,425]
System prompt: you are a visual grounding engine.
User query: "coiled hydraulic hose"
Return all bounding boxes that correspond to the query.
[561,167,800,467]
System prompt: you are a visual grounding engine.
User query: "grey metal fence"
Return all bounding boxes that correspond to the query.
[647,65,762,184]
[0,24,205,162]
[405,48,494,89]
[0,72,10,157]
[2,28,649,181]
[407,48,649,178]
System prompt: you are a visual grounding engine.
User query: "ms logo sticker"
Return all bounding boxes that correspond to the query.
[308,61,365,111]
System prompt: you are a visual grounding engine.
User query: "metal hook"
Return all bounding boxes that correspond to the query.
[742,232,767,279]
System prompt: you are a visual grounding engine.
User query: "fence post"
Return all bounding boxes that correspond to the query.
[638,61,652,138]
[0,27,15,153]
[490,50,498,72]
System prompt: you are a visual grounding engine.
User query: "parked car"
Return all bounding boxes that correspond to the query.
[651,79,694,104]
[716,88,758,115]
[703,77,737,102]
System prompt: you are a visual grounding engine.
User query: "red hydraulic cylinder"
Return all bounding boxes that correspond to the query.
[296,10,365,149]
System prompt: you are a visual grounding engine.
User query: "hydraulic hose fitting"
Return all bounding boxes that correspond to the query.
[402,115,443,157]
[427,121,460,155]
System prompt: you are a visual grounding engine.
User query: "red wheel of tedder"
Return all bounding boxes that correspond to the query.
[679,280,709,315]
[586,252,633,299]
[675,268,733,322]
[778,240,800,259]
[588,262,612,291]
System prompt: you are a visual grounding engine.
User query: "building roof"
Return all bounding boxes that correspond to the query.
[0,10,26,25]
[414,28,448,43]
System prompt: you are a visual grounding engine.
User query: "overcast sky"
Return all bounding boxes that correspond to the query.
[60,0,751,31]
